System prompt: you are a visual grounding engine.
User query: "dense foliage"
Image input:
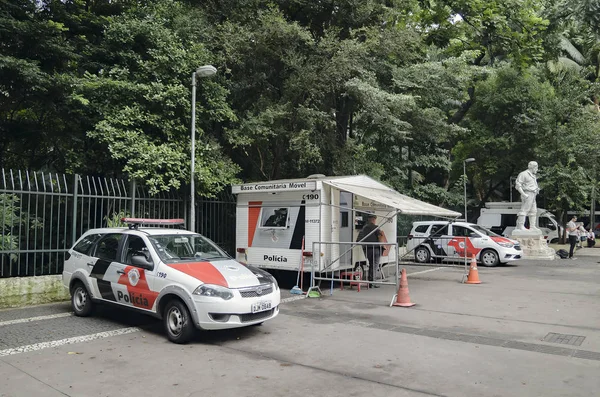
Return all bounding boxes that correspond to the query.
[1,0,599,217]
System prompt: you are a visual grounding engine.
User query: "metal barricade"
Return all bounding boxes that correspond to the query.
[396,235,472,282]
[306,241,400,299]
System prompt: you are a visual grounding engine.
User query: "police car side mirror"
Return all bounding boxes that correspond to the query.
[131,255,153,270]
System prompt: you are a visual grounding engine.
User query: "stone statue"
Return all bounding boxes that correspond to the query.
[511,161,554,260]
[514,161,540,231]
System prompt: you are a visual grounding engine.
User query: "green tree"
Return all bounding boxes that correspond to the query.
[2,0,600,217]
[535,70,600,227]
[0,0,78,170]
[455,65,555,204]
[391,49,480,205]
[545,0,600,111]
[77,0,239,195]
[0,0,137,172]
[419,0,549,67]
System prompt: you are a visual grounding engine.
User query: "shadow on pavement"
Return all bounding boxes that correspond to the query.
[93,303,269,345]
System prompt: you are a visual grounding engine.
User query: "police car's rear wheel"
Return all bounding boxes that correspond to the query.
[71,282,94,317]
[164,300,195,344]
[415,247,431,263]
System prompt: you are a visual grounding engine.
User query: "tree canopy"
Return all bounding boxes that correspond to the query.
[1,0,598,216]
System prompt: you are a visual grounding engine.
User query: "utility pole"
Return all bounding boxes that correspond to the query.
[591,185,596,235]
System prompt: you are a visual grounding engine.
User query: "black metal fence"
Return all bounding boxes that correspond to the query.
[0,169,236,278]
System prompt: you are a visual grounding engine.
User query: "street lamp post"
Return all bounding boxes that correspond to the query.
[463,158,475,222]
[190,65,217,232]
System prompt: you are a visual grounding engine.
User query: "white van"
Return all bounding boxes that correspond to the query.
[477,202,562,243]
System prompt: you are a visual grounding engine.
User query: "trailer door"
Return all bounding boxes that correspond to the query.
[338,192,353,268]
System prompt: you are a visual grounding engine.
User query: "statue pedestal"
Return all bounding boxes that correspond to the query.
[511,229,555,260]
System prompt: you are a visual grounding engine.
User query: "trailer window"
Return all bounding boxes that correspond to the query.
[259,207,289,229]
[341,212,349,227]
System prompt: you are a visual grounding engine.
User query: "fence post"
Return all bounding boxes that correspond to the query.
[130,179,136,218]
[72,174,79,246]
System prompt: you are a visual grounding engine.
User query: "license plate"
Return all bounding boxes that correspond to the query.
[251,301,272,313]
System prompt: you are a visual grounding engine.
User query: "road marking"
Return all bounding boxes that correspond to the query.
[407,267,444,276]
[0,312,73,327]
[281,295,307,303]
[0,327,140,357]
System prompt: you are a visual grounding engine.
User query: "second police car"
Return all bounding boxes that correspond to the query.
[407,221,522,267]
[62,218,280,343]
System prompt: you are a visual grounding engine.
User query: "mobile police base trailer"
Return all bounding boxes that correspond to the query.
[232,175,461,282]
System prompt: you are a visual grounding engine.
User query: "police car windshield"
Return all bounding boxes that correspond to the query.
[469,225,500,237]
[148,234,229,263]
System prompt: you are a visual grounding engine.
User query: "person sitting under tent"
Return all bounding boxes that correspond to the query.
[356,213,387,288]
[587,228,596,248]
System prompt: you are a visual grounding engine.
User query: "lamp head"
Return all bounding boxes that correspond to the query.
[196,65,217,77]
[464,158,475,163]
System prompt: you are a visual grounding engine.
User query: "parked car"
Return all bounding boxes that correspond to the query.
[406,221,522,267]
[62,218,280,344]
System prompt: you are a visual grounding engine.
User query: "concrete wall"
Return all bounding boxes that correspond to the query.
[0,276,69,309]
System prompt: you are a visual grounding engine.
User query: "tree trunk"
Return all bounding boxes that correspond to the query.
[449,87,475,125]
[335,94,352,146]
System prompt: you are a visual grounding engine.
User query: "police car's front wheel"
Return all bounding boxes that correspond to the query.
[71,282,94,317]
[164,300,195,344]
[480,249,499,267]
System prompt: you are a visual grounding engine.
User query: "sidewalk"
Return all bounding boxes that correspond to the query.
[548,244,600,257]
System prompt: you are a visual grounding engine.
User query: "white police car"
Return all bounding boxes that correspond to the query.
[62,218,280,343]
[406,221,522,267]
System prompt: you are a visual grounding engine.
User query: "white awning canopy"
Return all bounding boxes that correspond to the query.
[324,180,461,218]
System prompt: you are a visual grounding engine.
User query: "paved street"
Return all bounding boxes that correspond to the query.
[1,252,600,397]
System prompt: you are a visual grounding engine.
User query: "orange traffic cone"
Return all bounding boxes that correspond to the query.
[465,254,481,284]
[390,268,416,307]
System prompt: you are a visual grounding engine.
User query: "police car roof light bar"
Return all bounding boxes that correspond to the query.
[121,218,186,230]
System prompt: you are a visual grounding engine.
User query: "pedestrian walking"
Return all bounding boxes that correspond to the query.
[577,224,587,248]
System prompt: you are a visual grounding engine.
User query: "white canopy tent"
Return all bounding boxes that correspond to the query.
[322,175,461,218]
